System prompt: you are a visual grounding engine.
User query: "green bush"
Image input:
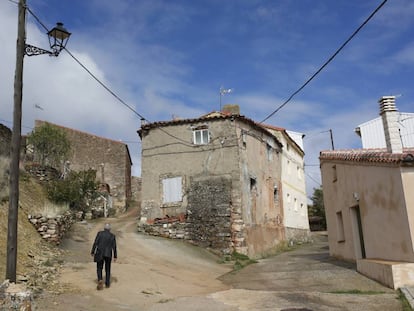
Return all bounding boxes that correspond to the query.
[46,169,99,211]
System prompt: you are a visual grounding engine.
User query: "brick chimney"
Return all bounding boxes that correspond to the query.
[221,104,240,115]
[378,96,403,153]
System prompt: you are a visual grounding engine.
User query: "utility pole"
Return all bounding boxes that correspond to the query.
[7,0,26,282]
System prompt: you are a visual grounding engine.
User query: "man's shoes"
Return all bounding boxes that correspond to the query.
[97,280,104,290]
[105,283,110,288]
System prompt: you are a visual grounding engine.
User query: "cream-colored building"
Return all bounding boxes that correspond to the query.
[138,106,309,257]
[264,126,309,238]
[320,96,414,289]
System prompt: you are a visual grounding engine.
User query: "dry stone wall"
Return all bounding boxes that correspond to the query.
[0,124,11,157]
[28,211,83,245]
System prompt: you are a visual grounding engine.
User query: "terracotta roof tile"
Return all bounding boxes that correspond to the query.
[320,148,414,165]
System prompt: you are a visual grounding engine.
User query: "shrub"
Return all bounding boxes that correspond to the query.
[46,169,99,211]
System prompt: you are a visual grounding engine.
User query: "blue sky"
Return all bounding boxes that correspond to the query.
[1,0,413,197]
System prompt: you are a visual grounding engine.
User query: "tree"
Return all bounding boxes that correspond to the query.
[27,123,70,168]
[308,187,326,230]
[46,169,99,211]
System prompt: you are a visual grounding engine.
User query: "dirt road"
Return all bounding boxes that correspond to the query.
[34,208,233,310]
[34,209,403,310]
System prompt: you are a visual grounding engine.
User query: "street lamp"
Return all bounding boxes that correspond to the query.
[7,0,71,282]
[25,22,71,56]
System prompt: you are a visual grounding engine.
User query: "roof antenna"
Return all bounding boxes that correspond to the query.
[219,86,233,111]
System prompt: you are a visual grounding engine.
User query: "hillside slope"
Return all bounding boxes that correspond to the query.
[0,173,63,292]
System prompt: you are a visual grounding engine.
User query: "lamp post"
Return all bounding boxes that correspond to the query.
[6,0,71,282]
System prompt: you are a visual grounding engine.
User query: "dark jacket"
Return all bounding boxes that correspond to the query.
[91,229,117,262]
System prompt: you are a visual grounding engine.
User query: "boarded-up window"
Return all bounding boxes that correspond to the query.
[162,177,182,203]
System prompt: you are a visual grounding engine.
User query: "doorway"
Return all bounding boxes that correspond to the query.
[350,205,366,259]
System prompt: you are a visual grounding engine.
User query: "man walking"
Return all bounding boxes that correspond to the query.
[91,223,117,290]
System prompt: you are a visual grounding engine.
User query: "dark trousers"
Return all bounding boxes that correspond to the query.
[96,256,112,286]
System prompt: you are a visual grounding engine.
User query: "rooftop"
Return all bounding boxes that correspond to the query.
[320,148,414,165]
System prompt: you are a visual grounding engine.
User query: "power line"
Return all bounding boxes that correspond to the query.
[305,172,321,187]
[259,0,389,124]
[24,5,194,147]
[63,47,146,120]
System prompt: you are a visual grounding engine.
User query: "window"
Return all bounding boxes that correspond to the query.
[273,185,279,202]
[193,128,210,145]
[297,166,302,180]
[287,160,291,175]
[250,177,257,191]
[162,176,182,203]
[336,211,345,242]
[266,143,273,161]
[332,165,337,182]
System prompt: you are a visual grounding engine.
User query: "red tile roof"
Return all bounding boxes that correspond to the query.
[320,148,414,165]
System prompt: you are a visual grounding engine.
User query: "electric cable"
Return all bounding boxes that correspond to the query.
[259,0,389,124]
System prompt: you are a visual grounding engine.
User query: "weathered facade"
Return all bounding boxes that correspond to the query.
[138,108,308,257]
[320,96,414,289]
[34,120,132,211]
[264,126,309,239]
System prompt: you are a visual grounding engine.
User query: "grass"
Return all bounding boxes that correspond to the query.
[329,289,386,295]
[222,251,258,271]
[398,289,414,311]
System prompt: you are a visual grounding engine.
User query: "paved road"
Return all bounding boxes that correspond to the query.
[218,232,402,310]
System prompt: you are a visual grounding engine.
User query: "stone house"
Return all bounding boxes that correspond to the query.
[33,120,132,212]
[138,106,309,257]
[320,96,414,289]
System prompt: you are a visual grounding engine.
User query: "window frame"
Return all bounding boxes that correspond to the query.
[192,128,210,145]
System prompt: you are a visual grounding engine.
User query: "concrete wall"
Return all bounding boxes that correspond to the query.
[35,121,132,211]
[321,160,414,263]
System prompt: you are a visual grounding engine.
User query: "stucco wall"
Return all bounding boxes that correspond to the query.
[273,131,309,230]
[321,161,414,262]
[236,124,285,256]
[140,119,241,219]
[140,117,288,257]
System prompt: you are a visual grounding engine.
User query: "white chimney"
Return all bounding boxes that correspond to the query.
[378,96,403,153]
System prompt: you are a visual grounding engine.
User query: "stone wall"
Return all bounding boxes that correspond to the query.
[28,211,83,245]
[0,123,11,157]
[131,176,142,203]
[138,176,233,255]
[0,281,33,311]
[34,120,132,212]
[186,176,233,254]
